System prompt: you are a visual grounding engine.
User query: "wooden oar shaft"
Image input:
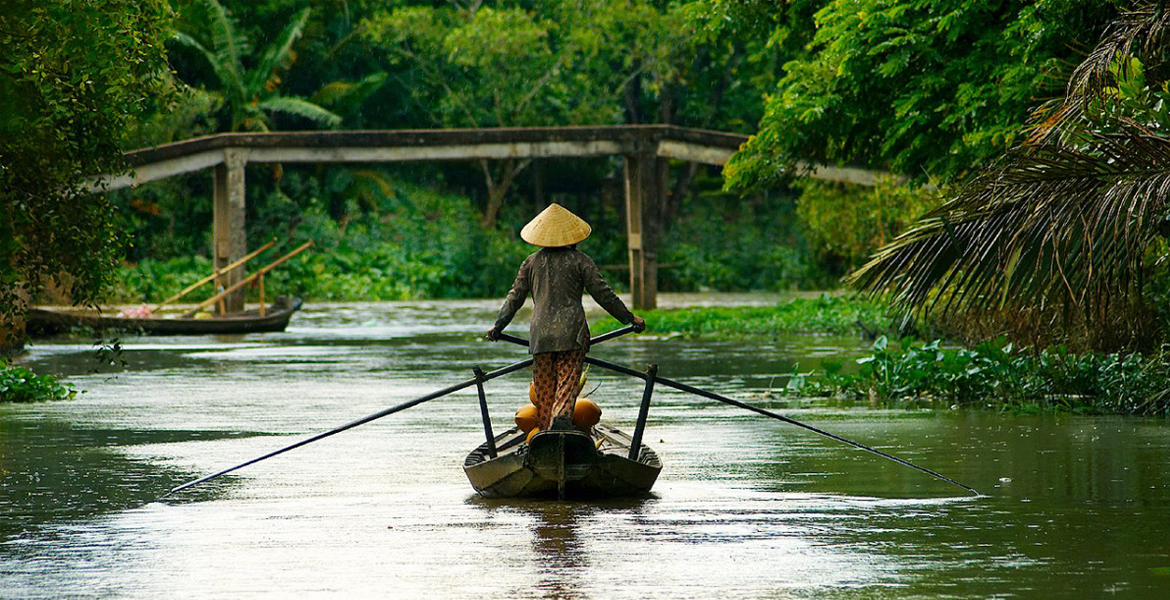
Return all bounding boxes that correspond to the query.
[497,324,638,348]
[582,356,981,496]
[183,241,313,317]
[165,357,534,497]
[152,240,276,312]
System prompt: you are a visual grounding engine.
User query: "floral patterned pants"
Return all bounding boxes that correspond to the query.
[532,349,586,430]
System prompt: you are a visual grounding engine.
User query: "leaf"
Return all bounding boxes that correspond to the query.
[258,96,342,128]
[244,7,311,96]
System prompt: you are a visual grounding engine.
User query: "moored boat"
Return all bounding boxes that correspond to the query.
[464,423,662,500]
[27,296,304,336]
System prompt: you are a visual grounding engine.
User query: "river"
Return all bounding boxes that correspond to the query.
[2,295,1168,599]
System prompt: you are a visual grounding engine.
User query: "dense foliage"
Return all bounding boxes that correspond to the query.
[0,360,76,403]
[795,176,938,274]
[792,336,1170,417]
[171,0,341,132]
[724,0,1123,188]
[111,173,839,303]
[850,3,1170,351]
[0,0,172,341]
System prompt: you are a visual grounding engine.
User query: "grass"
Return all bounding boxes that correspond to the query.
[592,294,891,338]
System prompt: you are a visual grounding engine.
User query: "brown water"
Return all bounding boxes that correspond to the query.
[2,296,1169,599]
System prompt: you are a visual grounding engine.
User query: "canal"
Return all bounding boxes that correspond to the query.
[3,296,1168,599]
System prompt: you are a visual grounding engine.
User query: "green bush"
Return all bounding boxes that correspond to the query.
[0,360,76,403]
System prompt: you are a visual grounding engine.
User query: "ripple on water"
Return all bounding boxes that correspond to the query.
[3,296,1170,599]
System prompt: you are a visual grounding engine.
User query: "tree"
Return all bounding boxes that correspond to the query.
[362,0,746,229]
[720,0,1123,190]
[849,3,1170,349]
[0,0,172,343]
[171,0,341,132]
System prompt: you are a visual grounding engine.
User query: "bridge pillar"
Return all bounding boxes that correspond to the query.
[213,148,248,314]
[624,151,666,311]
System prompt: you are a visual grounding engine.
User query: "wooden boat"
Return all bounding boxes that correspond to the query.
[26,296,303,336]
[464,423,662,500]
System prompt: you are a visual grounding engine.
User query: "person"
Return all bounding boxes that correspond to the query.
[486,203,646,432]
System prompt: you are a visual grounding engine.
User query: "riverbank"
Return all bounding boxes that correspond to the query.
[591,294,890,338]
[593,298,1170,418]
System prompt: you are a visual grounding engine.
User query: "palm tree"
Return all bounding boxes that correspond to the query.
[849,3,1170,347]
[172,0,340,132]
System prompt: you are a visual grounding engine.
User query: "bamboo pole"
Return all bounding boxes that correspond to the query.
[182,241,313,318]
[152,240,276,312]
[258,273,266,317]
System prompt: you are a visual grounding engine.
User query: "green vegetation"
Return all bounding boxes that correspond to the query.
[1,0,172,334]
[849,3,1170,351]
[171,0,341,132]
[794,176,939,274]
[11,0,1170,417]
[724,0,1121,188]
[111,180,532,303]
[789,337,1170,417]
[109,169,844,304]
[591,295,891,338]
[0,360,76,403]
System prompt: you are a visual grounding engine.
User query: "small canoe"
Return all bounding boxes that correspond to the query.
[27,296,304,336]
[464,423,662,500]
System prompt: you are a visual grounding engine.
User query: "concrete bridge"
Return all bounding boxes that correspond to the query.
[95,125,882,311]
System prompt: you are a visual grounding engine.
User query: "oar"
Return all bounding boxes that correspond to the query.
[581,355,980,496]
[164,358,533,497]
[166,324,638,497]
[495,323,639,348]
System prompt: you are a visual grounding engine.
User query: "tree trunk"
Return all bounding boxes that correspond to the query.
[664,161,698,236]
[532,159,545,212]
[479,158,532,229]
[0,286,28,357]
[623,62,642,124]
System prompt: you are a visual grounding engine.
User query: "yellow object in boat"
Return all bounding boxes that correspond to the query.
[573,398,601,430]
[515,404,538,433]
[526,427,541,444]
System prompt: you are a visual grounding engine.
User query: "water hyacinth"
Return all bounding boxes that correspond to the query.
[792,336,1170,416]
[0,361,77,403]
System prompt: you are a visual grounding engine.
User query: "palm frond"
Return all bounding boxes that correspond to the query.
[258,96,342,128]
[1031,2,1170,144]
[170,29,245,114]
[245,8,312,96]
[312,72,389,116]
[850,129,1170,319]
[200,0,247,72]
[170,31,213,62]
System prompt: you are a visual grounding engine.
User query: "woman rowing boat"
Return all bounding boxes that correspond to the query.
[486,203,645,433]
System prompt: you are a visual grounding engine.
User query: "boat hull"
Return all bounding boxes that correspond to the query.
[464,424,661,499]
[27,297,303,336]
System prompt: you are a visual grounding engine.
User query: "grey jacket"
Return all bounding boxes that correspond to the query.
[495,247,634,354]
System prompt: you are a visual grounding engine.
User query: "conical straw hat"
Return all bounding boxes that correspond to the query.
[520,203,591,247]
